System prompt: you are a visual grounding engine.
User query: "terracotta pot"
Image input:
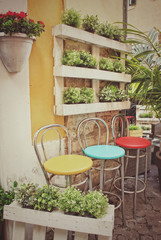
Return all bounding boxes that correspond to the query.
[0,33,35,73]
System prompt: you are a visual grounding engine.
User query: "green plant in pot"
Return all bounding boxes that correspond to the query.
[63,87,81,104]
[82,14,99,33]
[80,87,94,103]
[96,22,114,39]
[61,8,81,28]
[98,85,118,102]
[99,58,114,71]
[113,60,125,73]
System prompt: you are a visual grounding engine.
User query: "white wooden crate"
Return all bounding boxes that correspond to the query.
[4,202,114,240]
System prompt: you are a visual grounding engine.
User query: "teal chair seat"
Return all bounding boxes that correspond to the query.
[84,145,125,160]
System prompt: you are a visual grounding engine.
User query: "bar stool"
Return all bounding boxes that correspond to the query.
[33,124,93,190]
[77,117,126,224]
[111,113,151,219]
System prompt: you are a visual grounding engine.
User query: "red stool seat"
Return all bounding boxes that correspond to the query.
[116,136,151,149]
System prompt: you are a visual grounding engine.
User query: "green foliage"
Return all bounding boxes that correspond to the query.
[141,125,151,130]
[0,181,17,221]
[61,8,81,28]
[82,14,99,33]
[99,58,114,71]
[63,87,94,104]
[80,87,94,103]
[62,50,97,69]
[139,113,153,118]
[129,124,141,130]
[0,11,45,37]
[113,60,125,73]
[16,183,38,208]
[33,185,60,212]
[58,187,85,215]
[84,190,108,218]
[98,84,128,102]
[63,87,81,104]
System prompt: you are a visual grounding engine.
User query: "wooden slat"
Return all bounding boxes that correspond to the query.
[54,229,68,240]
[12,221,25,240]
[33,225,46,240]
[75,232,88,240]
[54,66,131,83]
[52,24,131,53]
[55,101,131,116]
[98,235,112,240]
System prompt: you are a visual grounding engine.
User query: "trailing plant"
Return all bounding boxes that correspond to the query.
[129,124,141,130]
[58,187,85,215]
[84,190,108,218]
[82,14,99,33]
[61,8,81,28]
[62,50,97,68]
[33,185,60,212]
[98,84,128,102]
[0,181,17,221]
[63,87,81,104]
[99,58,114,71]
[63,87,94,104]
[0,11,45,37]
[80,87,94,103]
[113,60,125,73]
[16,183,38,208]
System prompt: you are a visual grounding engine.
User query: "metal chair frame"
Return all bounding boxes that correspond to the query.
[111,113,149,219]
[33,124,89,188]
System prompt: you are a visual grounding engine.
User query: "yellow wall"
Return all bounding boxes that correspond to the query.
[28,0,64,138]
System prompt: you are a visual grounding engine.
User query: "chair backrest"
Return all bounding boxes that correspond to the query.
[77,117,109,151]
[111,113,129,144]
[33,124,71,184]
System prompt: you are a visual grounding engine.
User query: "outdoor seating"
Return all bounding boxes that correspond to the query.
[111,113,151,219]
[77,117,126,224]
[33,124,93,189]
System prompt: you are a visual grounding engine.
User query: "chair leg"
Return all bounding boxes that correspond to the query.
[121,156,126,226]
[134,148,140,219]
[100,160,105,191]
[144,148,148,203]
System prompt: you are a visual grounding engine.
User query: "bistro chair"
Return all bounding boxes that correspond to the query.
[111,113,151,219]
[33,124,93,190]
[77,117,126,224]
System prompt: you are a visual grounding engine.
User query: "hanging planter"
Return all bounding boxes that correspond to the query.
[0,11,45,73]
[0,33,35,72]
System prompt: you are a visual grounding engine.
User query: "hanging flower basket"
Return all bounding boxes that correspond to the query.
[0,33,35,72]
[0,11,45,73]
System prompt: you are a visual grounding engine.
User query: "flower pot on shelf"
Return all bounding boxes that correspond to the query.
[0,33,35,73]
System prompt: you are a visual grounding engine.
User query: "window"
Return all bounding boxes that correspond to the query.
[129,0,136,6]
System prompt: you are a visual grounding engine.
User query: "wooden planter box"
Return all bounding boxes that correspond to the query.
[3,202,114,240]
[129,129,143,137]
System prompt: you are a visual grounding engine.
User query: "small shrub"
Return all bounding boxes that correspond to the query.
[113,60,125,73]
[113,26,124,42]
[99,58,114,71]
[79,50,97,68]
[61,8,81,28]
[139,113,153,118]
[63,87,81,104]
[62,50,82,66]
[33,185,60,212]
[82,14,99,33]
[116,89,128,101]
[84,190,108,218]
[129,124,141,130]
[80,87,94,103]
[58,187,85,215]
[96,22,114,39]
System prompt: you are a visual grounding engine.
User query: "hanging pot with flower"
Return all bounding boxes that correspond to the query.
[0,11,45,73]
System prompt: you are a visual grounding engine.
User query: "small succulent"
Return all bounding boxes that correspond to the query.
[99,58,114,71]
[33,185,60,212]
[113,60,125,73]
[58,187,85,215]
[61,8,81,28]
[82,14,99,33]
[84,190,108,218]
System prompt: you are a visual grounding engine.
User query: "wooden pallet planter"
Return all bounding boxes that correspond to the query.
[52,24,131,116]
[3,202,114,240]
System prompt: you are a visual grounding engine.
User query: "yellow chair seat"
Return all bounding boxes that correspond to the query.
[44,154,93,175]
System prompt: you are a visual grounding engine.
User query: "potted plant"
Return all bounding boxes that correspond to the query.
[129,124,143,137]
[63,87,94,104]
[61,8,81,28]
[0,11,45,72]
[99,58,114,71]
[82,14,99,33]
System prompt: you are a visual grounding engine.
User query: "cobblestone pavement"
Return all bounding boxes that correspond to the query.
[113,164,161,240]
